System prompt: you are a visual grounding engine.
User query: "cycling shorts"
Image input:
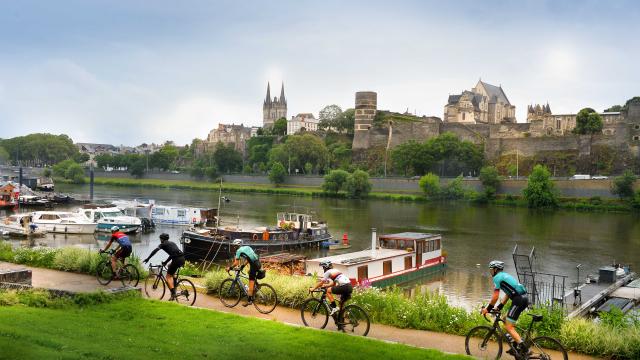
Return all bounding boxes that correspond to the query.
[116,245,132,259]
[167,256,185,276]
[248,260,262,280]
[506,294,529,323]
[331,283,353,303]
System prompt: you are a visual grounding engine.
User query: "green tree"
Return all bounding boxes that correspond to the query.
[73,153,90,164]
[322,169,350,194]
[611,170,637,199]
[572,108,603,135]
[523,165,558,208]
[328,143,352,170]
[42,168,52,178]
[205,166,219,181]
[604,105,622,112]
[269,162,286,186]
[271,117,288,136]
[391,140,433,176]
[129,159,146,178]
[0,146,9,164]
[213,143,243,173]
[345,170,372,198]
[282,134,329,173]
[1,133,80,166]
[318,105,343,131]
[442,176,465,199]
[304,162,313,175]
[479,166,501,199]
[339,108,356,135]
[190,166,205,179]
[419,173,440,198]
[52,159,76,177]
[64,163,86,184]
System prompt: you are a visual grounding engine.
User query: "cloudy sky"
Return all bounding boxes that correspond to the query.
[0,0,638,146]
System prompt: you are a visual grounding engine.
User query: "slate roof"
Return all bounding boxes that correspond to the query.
[479,81,511,105]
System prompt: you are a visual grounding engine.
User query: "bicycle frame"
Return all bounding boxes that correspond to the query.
[485,311,535,351]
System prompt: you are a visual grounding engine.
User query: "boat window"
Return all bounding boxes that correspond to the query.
[152,208,164,215]
[383,260,392,275]
[435,238,441,251]
[357,265,368,281]
[177,209,186,217]
[103,211,120,218]
[84,211,91,218]
[404,256,412,270]
[277,213,285,221]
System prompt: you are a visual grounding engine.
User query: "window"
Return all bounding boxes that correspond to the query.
[357,266,369,281]
[383,260,392,275]
[177,209,186,217]
[635,125,640,130]
[435,238,441,251]
[152,208,165,216]
[634,136,640,141]
[462,112,465,121]
[556,119,561,130]
[404,256,412,270]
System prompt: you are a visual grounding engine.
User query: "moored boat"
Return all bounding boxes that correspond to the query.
[76,205,142,234]
[306,230,446,288]
[151,205,212,226]
[31,211,97,234]
[0,214,47,237]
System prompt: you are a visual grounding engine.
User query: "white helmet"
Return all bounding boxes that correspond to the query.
[489,260,505,270]
[232,239,243,245]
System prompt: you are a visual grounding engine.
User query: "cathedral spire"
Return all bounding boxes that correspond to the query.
[280,82,286,105]
[265,82,272,105]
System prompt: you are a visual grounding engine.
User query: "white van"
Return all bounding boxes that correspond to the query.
[570,174,591,180]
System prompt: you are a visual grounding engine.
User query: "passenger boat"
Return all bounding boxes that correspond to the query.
[180,212,333,261]
[306,230,446,288]
[31,211,97,234]
[75,205,142,234]
[0,214,47,237]
[151,205,213,226]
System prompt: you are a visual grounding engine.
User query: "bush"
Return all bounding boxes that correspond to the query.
[322,169,350,194]
[129,159,146,178]
[523,165,558,208]
[52,159,76,178]
[419,173,440,198]
[65,163,86,184]
[344,170,372,198]
[442,176,465,200]
[479,166,500,199]
[13,246,58,268]
[612,170,637,199]
[268,162,286,186]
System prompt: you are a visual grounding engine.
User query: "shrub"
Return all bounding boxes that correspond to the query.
[52,159,76,178]
[344,170,372,198]
[442,176,465,200]
[65,163,86,184]
[612,170,637,199]
[52,247,100,274]
[419,173,440,198]
[632,190,640,210]
[322,169,350,194]
[268,162,286,186]
[523,165,558,208]
[479,166,500,199]
[588,196,603,205]
[13,247,58,268]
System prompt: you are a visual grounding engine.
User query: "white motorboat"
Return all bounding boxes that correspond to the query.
[75,206,142,234]
[0,214,47,237]
[31,211,97,234]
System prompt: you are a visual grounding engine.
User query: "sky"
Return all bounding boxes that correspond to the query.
[0,0,638,146]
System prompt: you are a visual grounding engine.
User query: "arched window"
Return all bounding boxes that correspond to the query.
[462,113,466,121]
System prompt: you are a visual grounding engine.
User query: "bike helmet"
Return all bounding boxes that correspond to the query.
[489,260,505,270]
[319,260,333,270]
[110,226,120,233]
[159,233,169,242]
[232,239,243,245]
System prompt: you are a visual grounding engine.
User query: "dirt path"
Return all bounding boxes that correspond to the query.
[0,262,600,359]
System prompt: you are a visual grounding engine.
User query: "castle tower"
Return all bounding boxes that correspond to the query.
[352,91,377,150]
[263,82,287,128]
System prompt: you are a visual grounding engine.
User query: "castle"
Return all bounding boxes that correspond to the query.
[444,80,516,124]
[262,82,287,128]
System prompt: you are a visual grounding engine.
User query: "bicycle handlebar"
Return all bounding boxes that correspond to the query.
[99,249,116,255]
[483,309,503,322]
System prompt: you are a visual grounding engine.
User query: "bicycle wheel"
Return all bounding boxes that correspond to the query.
[465,326,502,359]
[300,298,329,329]
[219,278,241,308]
[175,279,197,306]
[144,275,166,300]
[528,336,568,360]
[253,283,277,314]
[341,304,370,336]
[96,261,113,285]
[120,264,140,287]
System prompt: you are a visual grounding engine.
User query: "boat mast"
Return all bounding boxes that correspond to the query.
[216,178,222,227]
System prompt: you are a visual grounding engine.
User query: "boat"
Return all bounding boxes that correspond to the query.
[0,182,18,209]
[18,195,51,208]
[0,214,47,237]
[31,211,97,234]
[75,205,142,234]
[306,230,447,288]
[151,205,213,226]
[180,211,333,262]
[111,199,156,232]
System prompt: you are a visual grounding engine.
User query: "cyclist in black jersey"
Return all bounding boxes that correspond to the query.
[143,233,186,300]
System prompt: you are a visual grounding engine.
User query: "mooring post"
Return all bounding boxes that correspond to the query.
[89,166,94,201]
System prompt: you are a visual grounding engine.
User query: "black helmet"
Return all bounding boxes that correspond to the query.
[110,226,120,233]
[159,233,169,242]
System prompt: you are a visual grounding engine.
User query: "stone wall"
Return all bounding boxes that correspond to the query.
[352,91,377,150]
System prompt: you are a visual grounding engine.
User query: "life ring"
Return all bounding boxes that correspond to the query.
[279,221,286,228]
[192,217,197,223]
[252,234,258,241]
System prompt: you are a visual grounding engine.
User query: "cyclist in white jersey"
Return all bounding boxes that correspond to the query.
[309,260,353,316]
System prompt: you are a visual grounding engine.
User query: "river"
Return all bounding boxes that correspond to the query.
[3,183,639,310]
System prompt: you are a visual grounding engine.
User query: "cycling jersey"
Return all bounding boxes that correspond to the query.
[235,246,259,263]
[145,241,184,262]
[493,271,527,298]
[111,232,131,247]
[323,269,351,286]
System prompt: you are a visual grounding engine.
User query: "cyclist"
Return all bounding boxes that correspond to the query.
[102,226,133,276]
[226,240,262,306]
[481,260,529,356]
[143,233,186,300]
[309,260,353,318]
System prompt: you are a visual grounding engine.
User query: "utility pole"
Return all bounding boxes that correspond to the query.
[516,149,519,180]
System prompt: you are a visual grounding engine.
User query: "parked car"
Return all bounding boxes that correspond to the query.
[592,175,609,180]
[570,174,591,180]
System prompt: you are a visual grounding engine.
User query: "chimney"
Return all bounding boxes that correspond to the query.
[371,228,377,258]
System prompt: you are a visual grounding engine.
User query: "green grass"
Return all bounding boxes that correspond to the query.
[0,290,469,360]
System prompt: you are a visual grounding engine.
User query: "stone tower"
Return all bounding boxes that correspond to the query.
[263,82,287,129]
[352,91,377,150]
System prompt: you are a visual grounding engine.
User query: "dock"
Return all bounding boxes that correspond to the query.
[565,272,637,318]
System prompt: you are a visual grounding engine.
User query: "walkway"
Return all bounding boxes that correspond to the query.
[0,262,599,360]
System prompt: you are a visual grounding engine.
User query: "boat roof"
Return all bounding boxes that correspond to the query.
[379,232,440,241]
[308,248,411,266]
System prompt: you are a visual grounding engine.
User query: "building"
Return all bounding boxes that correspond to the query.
[287,113,319,134]
[206,123,253,154]
[527,103,622,137]
[444,80,516,124]
[263,82,287,128]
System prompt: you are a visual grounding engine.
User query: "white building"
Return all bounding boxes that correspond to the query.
[287,113,319,135]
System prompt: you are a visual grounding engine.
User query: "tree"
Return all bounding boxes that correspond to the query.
[65,163,86,184]
[73,152,90,164]
[604,105,622,112]
[391,140,433,176]
[129,159,146,178]
[479,166,501,199]
[523,165,558,208]
[322,169,350,194]
[572,108,603,135]
[339,108,356,135]
[345,170,371,198]
[42,168,52,178]
[53,159,77,177]
[304,162,313,175]
[269,162,286,186]
[318,105,343,131]
[282,134,329,173]
[419,173,440,198]
[213,143,243,173]
[205,166,219,181]
[0,146,9,164]
[271,117,288,136]
[611,170,637,199]
[442,176,465,199]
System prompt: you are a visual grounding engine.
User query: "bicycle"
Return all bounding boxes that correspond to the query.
[465,309,568,360]
[144,263,197,306]
[96,249,140,287]
[300,288,370,337]
[218,266,278,314]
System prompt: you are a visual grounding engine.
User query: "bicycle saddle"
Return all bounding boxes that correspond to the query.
[527,314,543,322]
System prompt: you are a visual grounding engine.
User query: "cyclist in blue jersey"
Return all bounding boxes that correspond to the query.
[481,260,529,356]
[226,239,262,306]
[102,226,133,275]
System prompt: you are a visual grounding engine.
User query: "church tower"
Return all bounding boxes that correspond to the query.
[263,82,287,128]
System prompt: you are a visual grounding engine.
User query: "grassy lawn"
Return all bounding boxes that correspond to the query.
[0,296,469,360]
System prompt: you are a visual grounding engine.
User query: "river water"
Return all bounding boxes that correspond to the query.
[3,183,639,310]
